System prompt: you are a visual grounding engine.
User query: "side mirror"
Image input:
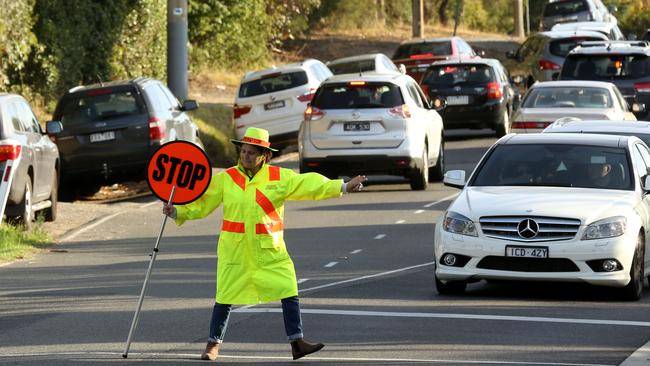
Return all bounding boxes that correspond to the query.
[632,102,646,113]
[643,175,650,192]
[608,5,618,13]
[182,99,199,111]
[46,120,63,134]
[505,50,516,59]
[431,97,447,111]
[551,72,560,81]
[511,75,524,85]
[443,170,466,189]
[399,64,406,74]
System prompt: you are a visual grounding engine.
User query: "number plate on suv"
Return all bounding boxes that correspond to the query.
[89,131,116,143]
[343,122,371,131]
[264,100,285,110]
[505,245,548,258]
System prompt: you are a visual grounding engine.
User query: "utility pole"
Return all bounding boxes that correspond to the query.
[167,0,188,101]
[412,0,424,38]
[513,0,525,38]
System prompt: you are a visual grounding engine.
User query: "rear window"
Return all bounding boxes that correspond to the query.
[311,83,403,109]
[393,41,452,59]
[422,64,494,86]
[57,89,145,127]
[561,54,650,80]
[549,37,603,57]
[329,60,376,75]
[522,87,613,108]
[238,71,308,98]
[543,0,588,16]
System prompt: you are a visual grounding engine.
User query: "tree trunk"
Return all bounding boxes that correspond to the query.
[438,0,449,25]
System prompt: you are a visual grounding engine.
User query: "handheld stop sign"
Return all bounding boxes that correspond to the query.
[147,141,212,204]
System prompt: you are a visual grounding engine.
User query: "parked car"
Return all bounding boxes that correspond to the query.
[48,77,201,187]
[327,53,401,75]
[506,30,609,87]
[436,133,650,300]
[551,21,625,41]
[0,93,59,227]
[540,0,617,31]
[420,58,519,136]
[299,73,444,190]
[510,80,638,133]
[392,37,480,83]
[559,40,650,120]
[544,120,650,145]
[234,59,332,151]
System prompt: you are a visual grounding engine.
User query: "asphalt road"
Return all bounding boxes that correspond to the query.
[2,129,649,365]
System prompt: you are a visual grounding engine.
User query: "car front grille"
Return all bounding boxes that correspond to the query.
[479,216,581,242]
[476,256,580,272]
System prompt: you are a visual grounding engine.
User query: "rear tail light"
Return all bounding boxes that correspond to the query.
[388,104,412,119]
[538,59,561,71]
[304,106,325,121]
[148,117,166,141]
[634,82,650,93]
[409,54,434,59]
[233,104,252,119]
[487,82,503,100]
[0,144,21,162]
[297,89,316,103]
[511,121,551,129]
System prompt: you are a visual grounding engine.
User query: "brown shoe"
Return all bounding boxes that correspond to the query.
[200,341,220,361]
[290,338,324,360]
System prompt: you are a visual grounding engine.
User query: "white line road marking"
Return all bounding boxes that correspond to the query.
[374,234,386,239]
[59,212,122,242]
[0,352,613,365]
[424,193,459,208]
[350,249,362,254]
[415,209,425,214]
[324,261,338,268]
[296,279,309,284]
[237,307,650,328]
[620,338,650,365]
[396,219,405,224]
[140,200,159,209]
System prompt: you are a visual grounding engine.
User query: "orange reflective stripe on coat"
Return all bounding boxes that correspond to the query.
[255,187,283,234]
[268,166,280,181]
[226,167,246,190]
[222,219,245,233]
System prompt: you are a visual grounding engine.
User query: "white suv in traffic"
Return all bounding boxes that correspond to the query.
[234,59,332,150]
[435,133,650,300]
[298,73,444,190]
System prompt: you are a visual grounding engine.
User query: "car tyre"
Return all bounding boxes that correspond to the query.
[621,233,644,301]
[429,139,444,182]
[43,170,58,222]
[495,108,510,137]
[11,179,34,230]
[410,146,428,191]
[435,275,467,295]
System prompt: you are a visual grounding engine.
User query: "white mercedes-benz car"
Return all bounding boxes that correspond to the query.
[435,133,650,300]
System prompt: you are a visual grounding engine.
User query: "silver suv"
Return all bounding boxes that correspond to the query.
[540,0,616,31]
[298,73,444,190]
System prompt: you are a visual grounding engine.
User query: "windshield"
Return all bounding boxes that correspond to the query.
[472,144,633,190]
[311,83,403,109]
[549,37,603,57]
[422,64,493,86]
[393,41,452,59]
[544,0,588,16]
[561,55,650,80]
[329,60,376,74]
[57,89,145,126]
[522,87,613,108]
[238,71,308,98]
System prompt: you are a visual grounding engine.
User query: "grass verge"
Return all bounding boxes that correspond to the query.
[0,219,53,263]
[190,103,238,168]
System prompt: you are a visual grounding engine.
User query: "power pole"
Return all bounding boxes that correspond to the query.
[513,0,525,38]
[167,0,188,101]
[412,0,424,38]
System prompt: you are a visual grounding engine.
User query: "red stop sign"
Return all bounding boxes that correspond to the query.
[147,141,212,204]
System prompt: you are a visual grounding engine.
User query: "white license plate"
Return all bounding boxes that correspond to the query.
[505,246,548,258]
[89,131,116,143]
[344,122,371,131]
[264,100,285,110]
[446,95,469,105]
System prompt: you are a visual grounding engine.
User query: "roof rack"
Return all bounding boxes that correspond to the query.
[577,40,650,49]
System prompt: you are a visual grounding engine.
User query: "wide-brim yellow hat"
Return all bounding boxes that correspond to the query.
[230,127,278,152]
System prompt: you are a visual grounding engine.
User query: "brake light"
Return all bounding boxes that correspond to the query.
[233,104,252,119]
[538,59,561,71]
[304,106,325,121]
[409,54,434,59]
[297,88,316,102]
[487,82,503,100]
[148,117,166,141]
[511,121,551,129]
[349,81,367,86]
[0,145,21,161]
[86,89,112,97]
[388,104,412,118]
[634,82,650,93]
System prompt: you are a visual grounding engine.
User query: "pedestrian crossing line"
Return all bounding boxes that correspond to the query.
[396,219,405,224]
[424,193,459,208]
[324,261,338,268]
[296,279,309,284]
[350,249,362,254]
[414,209,425,214]
[374,234,386,239]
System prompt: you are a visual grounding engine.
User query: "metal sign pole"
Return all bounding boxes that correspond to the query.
[122,186,176,358]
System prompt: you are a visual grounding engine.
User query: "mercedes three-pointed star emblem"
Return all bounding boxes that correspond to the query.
[517,218,539,239]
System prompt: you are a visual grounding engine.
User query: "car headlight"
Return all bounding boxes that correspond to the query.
[581,216,626,240]
[442,211,478,237]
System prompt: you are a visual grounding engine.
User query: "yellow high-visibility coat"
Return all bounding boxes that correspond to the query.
[175,162,343,304]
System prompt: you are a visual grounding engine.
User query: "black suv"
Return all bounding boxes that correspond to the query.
[48,78,201,188]
[559,40,650,120]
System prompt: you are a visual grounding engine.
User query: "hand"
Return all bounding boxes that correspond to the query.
[346,175,368,193]
[162,202,176,219]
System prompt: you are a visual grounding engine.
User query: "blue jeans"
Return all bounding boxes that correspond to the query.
[208,296,304,343]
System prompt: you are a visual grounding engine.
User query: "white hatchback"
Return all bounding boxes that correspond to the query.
[435,133,650,300]
[234,59,332,150]
[299,73,444,190]
[327,53,402,75]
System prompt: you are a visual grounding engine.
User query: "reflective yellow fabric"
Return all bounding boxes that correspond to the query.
[175,163,343,304]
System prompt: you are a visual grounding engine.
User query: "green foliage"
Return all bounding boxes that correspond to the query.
[267,0,321,46]
[0,0,38,94]
[0,219,52,263]
[315,0,411,30]
[189,103,238,167]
